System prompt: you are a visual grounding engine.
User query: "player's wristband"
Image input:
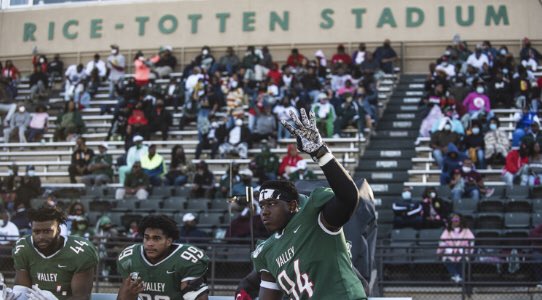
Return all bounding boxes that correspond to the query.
[311,145,331,163]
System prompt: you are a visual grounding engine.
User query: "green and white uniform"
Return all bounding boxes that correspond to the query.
[12,235,99,300]
[252,188,366,299]
[117,243,209,300]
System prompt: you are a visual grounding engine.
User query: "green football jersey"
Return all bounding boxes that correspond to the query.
[117,243,209,300]
[252,188,366,299]
[12,235,99,300]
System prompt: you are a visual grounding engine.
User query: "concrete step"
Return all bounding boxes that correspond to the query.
[371,130,419,139]
[377,120,421,130]
[355,171,409,183]
[362,149,416,159]
[356,158,412,171]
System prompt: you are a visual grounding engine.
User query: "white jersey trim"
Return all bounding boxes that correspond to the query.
[317,212,343,235]
[30,236,68,259]
[261,280,281,290]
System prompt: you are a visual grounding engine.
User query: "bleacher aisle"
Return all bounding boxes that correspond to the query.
[355,75,427,239]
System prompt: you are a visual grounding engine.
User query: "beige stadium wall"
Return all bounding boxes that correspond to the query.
[0,0,541,74]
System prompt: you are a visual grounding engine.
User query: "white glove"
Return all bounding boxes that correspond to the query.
[4,285,30,300]
[281,108,325,156]
[26,286,57,300]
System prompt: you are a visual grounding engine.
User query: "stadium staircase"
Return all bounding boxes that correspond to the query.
[355,74,426,238]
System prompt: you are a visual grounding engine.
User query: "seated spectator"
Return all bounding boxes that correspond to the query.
[288,160,317,182]
[437,213,474,283]
[250,105,276,145]
[151,46,177,78]
[115,162,149,200]
[529,222,542,288]
[250,139,279,183]
[68,137,94,184]
[2,60,20,97]
[286,48,305,68]
[512,105,539,147]
[27,105,48,143]
[66,202,88,233]
[312,93,336,137]
[466,45,489,72]
[218,163,240,198]
[70,216,94,240]
[85,53,107,79]
[352,43,367,67]
[149,99,172,140]
[127,101,150,140]
[421,187,451,228]
[488,70,513,108]
[431,121,461,170]
[140,144,167,186]
[333,94,362,138]
[9,166,42,210]
[392,187,423,228]
[373,39,398,74]
[64,63,87,102]
[166,145,192,186]
[462,84,492,122]
[82,142,113,187]
[502,141,530,187]
[0,208,20,246]
[195,120,223,159]
[360,51,380,77]
[47,54,64,88]
[520,38,542,63]
[227,202,267,239]
[118,135,148,184]
[53,100,85,141]
[464,121,486,169]
[278,144,303,179]
[217,46,240,75]
[219,118,250,159]
[419,105,444,139]
[179,213,207,243]
[331,44,352,67]
[79,68,100,108]
[527,142,542,187]
[191,161,215,199]
[231,169,257,196]
[521,120,542,146]
[133,51,153,86]
[484,117,510,165]
[28,66,48,102]
[10,201,30,235]
[450,158,493,203]
[3,104,30,144]
[273,97,297,140]
[193,46,215,73]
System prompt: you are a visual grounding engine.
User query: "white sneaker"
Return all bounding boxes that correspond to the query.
[451,275,462,283]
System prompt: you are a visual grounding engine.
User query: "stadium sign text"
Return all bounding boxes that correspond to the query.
[21,5,509,42]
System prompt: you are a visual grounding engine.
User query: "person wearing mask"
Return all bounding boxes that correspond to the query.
[392,187,423,228]
[466,44,490,72]
[278,144,303,179]
[115,161,150,200]
[107,44,126,99]
[53,100,85,141]
[352,43,367,67]
[82,142,113,186]
[502,141,531,187]
[526,141,542,187]
[219,118,250,159]
[67,137,94,184]
[140,144,167,186]
[431,121,462,170]
[464,122,486,169]
[133,51,153,86]
[250,105,277,145]
[28,66,49,102]
[47,54,64,88]
[149,99,172,140]
[3,104,31,144]
[286,48,305,68]
[227,201,267,239]
[178,213,208,243]
[0,208,20,246]
[311,93,336,138]
[437,213,475,283]
[127,101,150,140]
[484,117,510,165]
[118,135,148,185]
[288,160,317,183]
[231,169,257,197]
[440,143,468,185]
[10,201,30,235]
[217,46,240,75]
[521,120,542,146]
[85,53,107,79]
[27,105,49,143]
[450,158,494,203]
[462,84,492,121]
[420,187,450,229]
[195,120,223,159]
[512,106,540,147]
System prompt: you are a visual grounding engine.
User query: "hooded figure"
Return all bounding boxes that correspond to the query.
[440,143,468,184]
[419,105,444,138]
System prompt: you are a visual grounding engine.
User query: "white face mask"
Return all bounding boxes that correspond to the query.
[230,81,238,88]
[39,58,45,63]
[500,49,507,55]
[7,169,13,176]
[472,127,480,135]
[490,124,498,131]
[138,56,145,61]
[402,191,412,200]
[462,166,472,173]
[111,49,118,55]
[18,107,25,113]
[202,49,209,56]
[429,192,436,199]
[444,124,451,131]
[476,87,484,94]
[27,170,35,177]
[454,227,461,233]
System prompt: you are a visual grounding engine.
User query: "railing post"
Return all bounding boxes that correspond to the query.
[210,246,216,295]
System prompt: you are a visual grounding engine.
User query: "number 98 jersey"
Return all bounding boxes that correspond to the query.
[12,235,99,300]
[117,243,209,300]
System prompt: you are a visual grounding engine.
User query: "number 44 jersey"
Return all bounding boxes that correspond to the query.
[252,188,366,299]
[117,243,209,300]
[12,235,99,300]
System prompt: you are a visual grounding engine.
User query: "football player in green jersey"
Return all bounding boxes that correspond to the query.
[251,109,367,300]
[117,215,209,300]
[8,206,99,300]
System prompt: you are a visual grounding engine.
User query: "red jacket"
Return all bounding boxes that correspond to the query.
[128,109,148,126]
[503,149,528,174]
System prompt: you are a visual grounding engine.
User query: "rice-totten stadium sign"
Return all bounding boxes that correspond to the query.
[0,0,540,55]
